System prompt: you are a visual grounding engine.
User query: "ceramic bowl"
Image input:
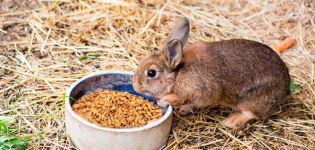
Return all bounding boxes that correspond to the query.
[65,71,173,150]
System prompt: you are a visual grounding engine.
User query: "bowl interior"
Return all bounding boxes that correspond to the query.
[68,72,168,115]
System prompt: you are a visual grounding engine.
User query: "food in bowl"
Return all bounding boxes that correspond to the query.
[72,89,163,128]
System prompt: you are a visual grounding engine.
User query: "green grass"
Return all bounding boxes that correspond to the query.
[0,116,29,150]
[290,80,300,94]
[78,53,101,61]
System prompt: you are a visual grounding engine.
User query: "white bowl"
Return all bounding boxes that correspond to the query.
[65,71,173,150]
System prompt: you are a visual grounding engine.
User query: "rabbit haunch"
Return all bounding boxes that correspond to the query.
[133,17,290,129]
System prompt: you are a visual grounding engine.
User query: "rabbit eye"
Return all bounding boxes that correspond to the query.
[147,69,157,78]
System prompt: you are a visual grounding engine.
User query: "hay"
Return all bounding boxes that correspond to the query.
[0,0,314,149]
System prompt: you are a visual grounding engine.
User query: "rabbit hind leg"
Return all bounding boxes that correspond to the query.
[223,111,256,129]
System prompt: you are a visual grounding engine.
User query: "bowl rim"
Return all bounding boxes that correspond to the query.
[65,70,173,133]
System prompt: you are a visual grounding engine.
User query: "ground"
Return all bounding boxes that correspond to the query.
[0,0,314,149]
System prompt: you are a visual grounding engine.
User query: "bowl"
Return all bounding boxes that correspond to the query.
[65,71,173,150]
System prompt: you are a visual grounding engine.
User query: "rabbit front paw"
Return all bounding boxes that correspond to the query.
[157,94,180,107]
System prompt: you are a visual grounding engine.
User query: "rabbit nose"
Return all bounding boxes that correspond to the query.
[133,79,145,93]
[133,82,145,93]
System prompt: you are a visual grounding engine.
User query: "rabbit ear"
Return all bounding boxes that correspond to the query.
[164,39,183,69]
[166,17,190,46]
[163,17,189,69]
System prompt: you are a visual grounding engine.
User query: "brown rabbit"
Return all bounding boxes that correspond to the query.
[133,17,290,129]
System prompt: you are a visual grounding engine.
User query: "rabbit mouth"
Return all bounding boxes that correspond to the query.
[133,84,153,97]
[133,82,145,93]
[143,92,152,96]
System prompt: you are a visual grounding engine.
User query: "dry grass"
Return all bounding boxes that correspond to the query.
[0,0,314,149]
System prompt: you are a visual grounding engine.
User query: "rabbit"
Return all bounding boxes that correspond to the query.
[133,17,291,129]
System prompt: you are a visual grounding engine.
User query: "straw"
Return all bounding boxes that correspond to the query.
[0,0,314,149]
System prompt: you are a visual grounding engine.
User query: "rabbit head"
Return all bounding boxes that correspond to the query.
[133,17,190,100]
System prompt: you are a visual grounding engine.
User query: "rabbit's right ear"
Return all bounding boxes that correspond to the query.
[163,17,190,69]
[164,39,183,69]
